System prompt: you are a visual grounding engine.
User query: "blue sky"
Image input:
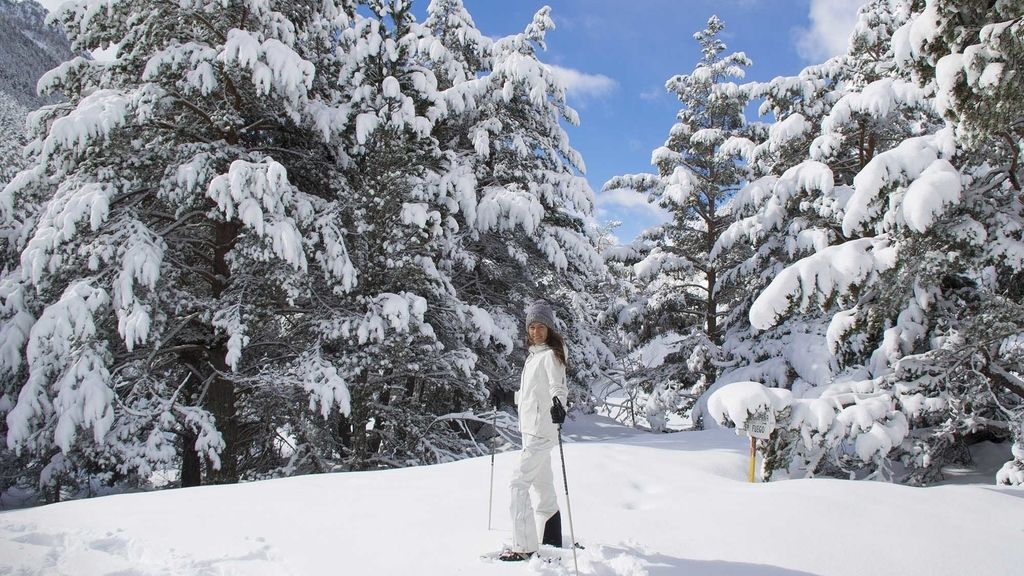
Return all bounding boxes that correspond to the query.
[411,0,866,242]
[38,0,865,243]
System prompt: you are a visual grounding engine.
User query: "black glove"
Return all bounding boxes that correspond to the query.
[550,396,566,424]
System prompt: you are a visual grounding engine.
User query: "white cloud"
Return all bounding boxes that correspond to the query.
[794,0,867,62]
[597,187,671,221]
[639,87,665,102]
[546,64,617,99]
[598,187,651,209]
[595,187,672,243]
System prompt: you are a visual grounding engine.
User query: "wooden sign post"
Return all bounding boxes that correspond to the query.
[742,410,774,483]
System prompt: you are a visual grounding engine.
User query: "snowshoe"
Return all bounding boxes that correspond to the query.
[498,550,533,562]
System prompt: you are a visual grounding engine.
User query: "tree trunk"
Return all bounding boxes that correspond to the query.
[338,411,352,454]
[704,265,719,386]
[205,349,240,484]
[205,218,242,484]
[180,432,202,487]
[705,267,718,342]
[704,190,720,346]
[704,192,721,386]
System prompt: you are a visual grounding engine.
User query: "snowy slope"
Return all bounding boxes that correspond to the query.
[0,0,77,107]
[0,415,1021,576]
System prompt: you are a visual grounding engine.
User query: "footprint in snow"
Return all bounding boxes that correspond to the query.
[12,532,67,547]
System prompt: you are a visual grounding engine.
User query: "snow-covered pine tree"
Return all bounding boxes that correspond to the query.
[0,0,360,495]
[586,220,641,421]
[0,0,615,496]
[293,1,613,468]
[294,0,502,469]
[603,17,755,430]
[423,0,489,90]
[0,95,30,498]
[0,95,28,211]
[714,0,1023,484]
[714,0,935,391]
[888,0,1024,485]
[709,1,948,481]
[422,4,613,413]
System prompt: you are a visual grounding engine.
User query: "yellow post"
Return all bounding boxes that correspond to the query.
[749,437,757,483]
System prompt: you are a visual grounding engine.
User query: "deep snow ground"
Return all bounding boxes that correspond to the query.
[1,415,1022,575]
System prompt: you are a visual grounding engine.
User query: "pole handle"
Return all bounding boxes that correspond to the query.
[552,396,567,429]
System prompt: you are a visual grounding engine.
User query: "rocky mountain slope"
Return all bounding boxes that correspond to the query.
[0,0,77,107]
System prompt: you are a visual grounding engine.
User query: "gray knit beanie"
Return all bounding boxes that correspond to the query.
[525,300,557,331]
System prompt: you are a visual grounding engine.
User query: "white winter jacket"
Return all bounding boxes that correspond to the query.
[515,344,569,440]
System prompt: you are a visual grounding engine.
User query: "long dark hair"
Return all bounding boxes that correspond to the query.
[526,329,567,368]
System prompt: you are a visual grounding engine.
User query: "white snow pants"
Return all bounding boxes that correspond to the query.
[510,433,559,553]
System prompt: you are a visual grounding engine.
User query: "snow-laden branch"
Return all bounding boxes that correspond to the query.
[41,90,130,161]
[709,380,909,471]
[841,129,959,236]
[207,159,311,271]
[218,29,315,113]
[749,236,895,330]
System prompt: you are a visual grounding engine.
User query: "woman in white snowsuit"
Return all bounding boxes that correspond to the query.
[500,300,569,562]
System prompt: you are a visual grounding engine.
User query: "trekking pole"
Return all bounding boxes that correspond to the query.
[552,397,579,576]
[487,399,498,530]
